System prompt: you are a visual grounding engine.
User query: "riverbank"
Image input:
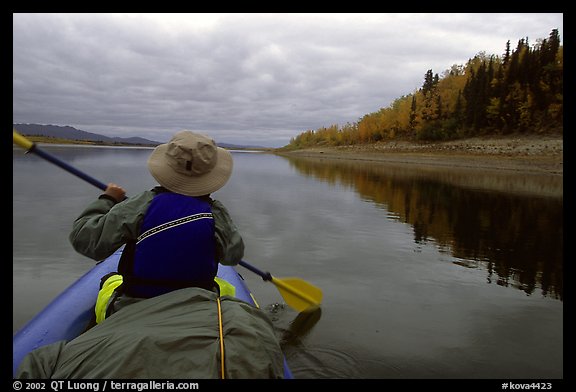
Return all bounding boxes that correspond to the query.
[277,134,563,175]
[21,135,158,147]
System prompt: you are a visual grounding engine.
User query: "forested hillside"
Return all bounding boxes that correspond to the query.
[285,29,562,149]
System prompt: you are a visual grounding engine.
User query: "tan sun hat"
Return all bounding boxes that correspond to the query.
[147,130,233,196]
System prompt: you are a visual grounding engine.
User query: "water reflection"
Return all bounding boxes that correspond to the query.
[280,306,322,347]
[281,155,563,300]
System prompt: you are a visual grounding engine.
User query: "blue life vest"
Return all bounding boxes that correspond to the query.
[118,191,217,298]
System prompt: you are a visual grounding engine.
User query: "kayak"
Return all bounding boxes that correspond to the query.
[12,247,293,378]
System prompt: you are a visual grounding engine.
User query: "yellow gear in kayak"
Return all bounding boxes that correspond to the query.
[95,274,124,324]
[214,277,236,297]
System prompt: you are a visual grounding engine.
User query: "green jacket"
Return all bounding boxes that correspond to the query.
[16,288,285,379]
[69,186,245,265]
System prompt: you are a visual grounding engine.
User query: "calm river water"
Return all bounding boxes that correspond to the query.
[13,145,563,379]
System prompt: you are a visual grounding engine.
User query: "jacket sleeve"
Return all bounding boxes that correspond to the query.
[211,199,245,265]
[69,191,154,261]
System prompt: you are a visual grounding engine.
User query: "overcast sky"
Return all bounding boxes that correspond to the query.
[13,13,563,147]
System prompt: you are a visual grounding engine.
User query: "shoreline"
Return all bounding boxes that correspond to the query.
[276,135,563,176]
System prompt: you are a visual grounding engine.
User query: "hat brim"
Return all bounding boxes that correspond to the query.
[147,144,233,196]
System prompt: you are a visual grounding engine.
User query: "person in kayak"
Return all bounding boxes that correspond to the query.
[15,130,286,379]
[69,130,245,305]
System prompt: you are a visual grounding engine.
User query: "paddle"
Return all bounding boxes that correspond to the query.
[13,129,109,191]
[13,129,323,312]
[238,261,322,312]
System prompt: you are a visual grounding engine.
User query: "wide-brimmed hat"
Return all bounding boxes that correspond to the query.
[147,131,233,196]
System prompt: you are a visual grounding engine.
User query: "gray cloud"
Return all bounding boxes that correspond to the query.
[13,13,563,147]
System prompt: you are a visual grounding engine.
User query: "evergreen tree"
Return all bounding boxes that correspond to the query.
[503,40,511,66]
[409,95,417,132]
[422,69,435,95]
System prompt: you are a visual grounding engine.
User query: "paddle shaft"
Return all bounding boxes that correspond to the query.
[30,144,108,191]
[238,260,272,281]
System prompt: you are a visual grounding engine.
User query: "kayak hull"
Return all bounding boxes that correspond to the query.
[13,248,291,378]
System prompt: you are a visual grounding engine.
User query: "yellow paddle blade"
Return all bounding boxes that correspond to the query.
[13,129,34,150]
[271,277,323,313]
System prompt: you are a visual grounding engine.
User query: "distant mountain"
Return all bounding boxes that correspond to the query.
[13,123,162,146]
[13,123,268,149]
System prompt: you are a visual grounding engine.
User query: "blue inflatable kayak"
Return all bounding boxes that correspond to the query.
[12,248,293,378]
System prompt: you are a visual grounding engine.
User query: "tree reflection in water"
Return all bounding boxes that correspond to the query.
[283,156,563,300]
